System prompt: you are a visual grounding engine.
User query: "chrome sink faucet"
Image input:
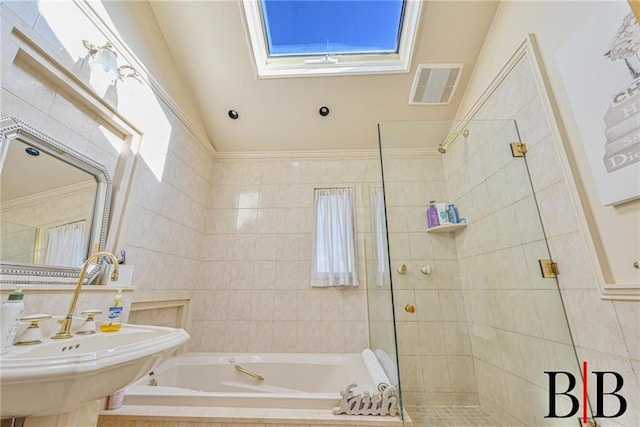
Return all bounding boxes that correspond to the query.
[52,251,119,340]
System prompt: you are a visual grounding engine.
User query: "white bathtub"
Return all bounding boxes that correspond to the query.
[124,353,376,410]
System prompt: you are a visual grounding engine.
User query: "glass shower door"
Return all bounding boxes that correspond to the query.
[376,119,586,426]
[365,177,405,418]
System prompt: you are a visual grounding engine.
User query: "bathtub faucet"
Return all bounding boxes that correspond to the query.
[52,251,119,339]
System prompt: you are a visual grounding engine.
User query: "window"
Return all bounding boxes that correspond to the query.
[371,186,389,287]
[311,187,358,287]
[242,0,422,77]
[45,220,86,267]
[262,1,403,57]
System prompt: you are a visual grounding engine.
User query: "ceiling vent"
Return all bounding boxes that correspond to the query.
[409,63,463,105]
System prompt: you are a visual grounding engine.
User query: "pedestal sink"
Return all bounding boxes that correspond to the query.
[0,323,189,418]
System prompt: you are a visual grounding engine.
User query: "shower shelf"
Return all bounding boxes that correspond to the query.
[426,223,467,233]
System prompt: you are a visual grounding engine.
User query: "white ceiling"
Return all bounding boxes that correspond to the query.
[1,140,95,202]
[148,0,499,152]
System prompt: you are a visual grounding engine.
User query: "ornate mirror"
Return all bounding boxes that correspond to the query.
[0,116,112,284]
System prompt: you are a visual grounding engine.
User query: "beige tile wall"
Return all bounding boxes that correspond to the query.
[378,153,477,407]
[0,3,120,181]
[444,55,639,426]
[191,157,378,354]
[1,71,119,182]
[128,306,182,328]
[116,116,211,335]
[1,186,96,263]
[0,222,37,263]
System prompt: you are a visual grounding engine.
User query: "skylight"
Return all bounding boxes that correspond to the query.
[261,0,404,57]
[242,0,422,78]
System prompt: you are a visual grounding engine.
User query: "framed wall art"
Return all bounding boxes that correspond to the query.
[557,2,640,205]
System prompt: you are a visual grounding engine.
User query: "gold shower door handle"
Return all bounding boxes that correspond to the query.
[404,304,416,314]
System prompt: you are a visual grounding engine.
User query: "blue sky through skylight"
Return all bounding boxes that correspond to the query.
[260,0,405,57]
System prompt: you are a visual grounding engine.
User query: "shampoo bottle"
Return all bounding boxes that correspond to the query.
[435,202,450,225]
[426,201,440,228]
[447,204,459,224]
[1,288,25,353]
[101,289,123,332]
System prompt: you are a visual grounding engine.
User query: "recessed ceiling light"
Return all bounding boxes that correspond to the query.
[319,106,330,117]
[25,147,40,156]
[228,110,239,120]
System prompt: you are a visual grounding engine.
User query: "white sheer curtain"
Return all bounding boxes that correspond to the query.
[45,220,86,267]
[371,186,389,287]
[311,187,359,287]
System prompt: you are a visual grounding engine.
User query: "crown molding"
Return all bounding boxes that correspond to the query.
[0,181,96,212]
[214,147,439,160]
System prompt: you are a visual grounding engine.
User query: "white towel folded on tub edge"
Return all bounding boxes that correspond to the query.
[361,348,391,392]
[374,348,399,386]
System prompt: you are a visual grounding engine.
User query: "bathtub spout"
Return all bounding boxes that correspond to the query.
[235,364,264,381]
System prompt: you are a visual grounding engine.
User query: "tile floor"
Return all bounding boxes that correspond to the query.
[406,406,501,427]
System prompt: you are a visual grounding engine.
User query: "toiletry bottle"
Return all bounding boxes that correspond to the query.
[1,288,25,353]
[447,204,459,224]
[106,389,126,410]
[435,202,450,225]
[426,201,440,228]
[101,289,123,332]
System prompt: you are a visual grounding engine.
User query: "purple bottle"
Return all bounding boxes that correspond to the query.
[426,201,440,228]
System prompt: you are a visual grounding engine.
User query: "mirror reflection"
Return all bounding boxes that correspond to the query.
[0,116,111,281]
[1,139,97,267]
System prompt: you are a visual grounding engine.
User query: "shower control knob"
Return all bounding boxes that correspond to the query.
[404,304,416,314]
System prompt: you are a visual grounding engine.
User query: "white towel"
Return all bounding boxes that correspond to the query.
[361,349,391,392]
[374,348,399,386]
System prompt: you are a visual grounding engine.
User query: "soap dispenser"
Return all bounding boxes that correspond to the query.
[1,288,25,353]
[101,289,123,332]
